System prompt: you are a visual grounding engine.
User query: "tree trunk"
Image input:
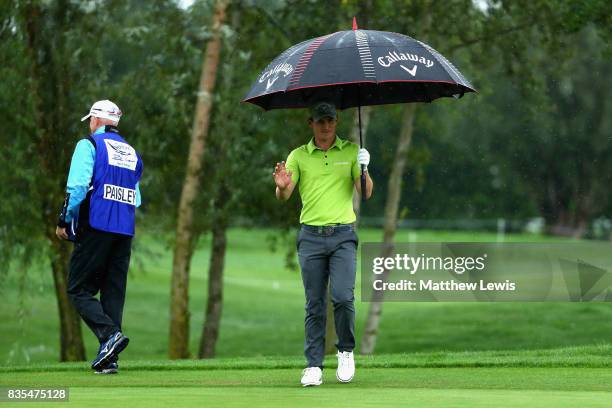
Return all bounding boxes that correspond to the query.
[19,1,86,361]
[198,220,227,358]
[361,103,417,355]
[48,235,86,361]
[197,3,241,359]
[168,0,228,359]
[546,210,589,238]
[542,175,594,239]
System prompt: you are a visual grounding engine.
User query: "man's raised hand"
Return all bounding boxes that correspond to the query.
[273,161,293,189]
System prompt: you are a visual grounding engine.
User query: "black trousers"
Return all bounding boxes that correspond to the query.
[67,227,132,343]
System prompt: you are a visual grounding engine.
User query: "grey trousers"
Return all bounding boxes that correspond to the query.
[297,224,358,368]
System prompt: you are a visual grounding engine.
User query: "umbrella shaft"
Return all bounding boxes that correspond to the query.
[358,104,367,202]
[358,105,363,147]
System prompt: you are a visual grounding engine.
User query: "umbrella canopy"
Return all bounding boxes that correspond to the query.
[246,20,476,201]
[244,24,476,110]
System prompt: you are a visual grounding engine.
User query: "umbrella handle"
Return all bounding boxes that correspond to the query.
[361,165,367,202]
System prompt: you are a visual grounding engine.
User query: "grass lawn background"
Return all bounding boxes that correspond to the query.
[3,227,610,365]
[3,228,611,407]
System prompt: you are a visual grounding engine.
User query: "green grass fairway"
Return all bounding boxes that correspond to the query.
[2,348,612,407]
[4,228,605,365]
[3,228,611,407]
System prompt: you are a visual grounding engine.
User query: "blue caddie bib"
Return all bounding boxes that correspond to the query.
[89,127,142,236]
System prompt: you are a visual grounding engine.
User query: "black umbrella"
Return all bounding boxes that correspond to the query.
[244,19,476,198]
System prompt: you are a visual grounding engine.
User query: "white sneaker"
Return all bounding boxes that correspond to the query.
[300,367,323,387]
[336,351,355,383]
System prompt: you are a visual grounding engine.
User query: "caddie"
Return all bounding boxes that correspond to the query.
[56,100,143,374]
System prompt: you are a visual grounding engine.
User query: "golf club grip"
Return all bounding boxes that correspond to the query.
[361,165,366,202]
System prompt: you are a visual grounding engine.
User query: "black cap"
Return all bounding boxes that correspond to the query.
[310,102,337,121]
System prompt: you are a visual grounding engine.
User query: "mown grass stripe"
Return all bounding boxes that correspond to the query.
[3,345,612,373]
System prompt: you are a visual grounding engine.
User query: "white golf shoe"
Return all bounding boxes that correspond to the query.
[336,351,355,383]
[300,367,323,387]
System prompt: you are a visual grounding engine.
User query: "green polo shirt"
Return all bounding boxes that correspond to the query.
[285,136,360,226]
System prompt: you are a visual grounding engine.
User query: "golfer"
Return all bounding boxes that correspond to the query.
[273,101,373,386]
[56,100,143,374]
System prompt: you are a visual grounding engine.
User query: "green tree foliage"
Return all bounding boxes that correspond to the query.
[1,0,611,360]
[489,26,611,235]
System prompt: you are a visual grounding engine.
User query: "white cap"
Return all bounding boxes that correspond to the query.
[80,100,122,122]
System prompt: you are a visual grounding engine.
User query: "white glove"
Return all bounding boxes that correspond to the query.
[358,148,370,171]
